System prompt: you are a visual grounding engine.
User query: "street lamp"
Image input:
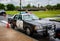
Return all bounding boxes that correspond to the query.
[20,0,21,9]
[20,0,21,14]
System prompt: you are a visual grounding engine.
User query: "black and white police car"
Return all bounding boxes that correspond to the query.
[8,12,56,37]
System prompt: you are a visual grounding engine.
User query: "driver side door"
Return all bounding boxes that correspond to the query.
[16,15,23,30]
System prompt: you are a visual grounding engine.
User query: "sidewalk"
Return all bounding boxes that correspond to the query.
[0,26,37,41]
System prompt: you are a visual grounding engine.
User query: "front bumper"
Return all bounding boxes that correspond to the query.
[35,29,55,37]
[34,30,49,37]
[36,30,44,35]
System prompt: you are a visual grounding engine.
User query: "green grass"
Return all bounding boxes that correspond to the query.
[6,10,60,18]
[6,11,19,15]
[32,10,60,18]
[55,18,60,21]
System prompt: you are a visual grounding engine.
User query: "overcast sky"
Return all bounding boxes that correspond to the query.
[0,0,60,6]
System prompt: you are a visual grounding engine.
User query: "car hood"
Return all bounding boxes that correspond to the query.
[24,20,54,26]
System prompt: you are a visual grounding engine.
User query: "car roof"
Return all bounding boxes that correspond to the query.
[17,12,32,15]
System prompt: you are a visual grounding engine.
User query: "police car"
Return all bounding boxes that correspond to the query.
[0,10,6,16]
[0,10,6,19]
[8,12,56,36]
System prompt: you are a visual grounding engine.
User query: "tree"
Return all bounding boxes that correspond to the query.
[0,3,5,9]
[52,4,60,10]
[52,5,57,10]
[32,5,36,8]
[15,6,20,10]
[56,4,60,9]
[26,4,31,8]
[6,4,15,10]
[40,6,44,8]
[45,5,53,10]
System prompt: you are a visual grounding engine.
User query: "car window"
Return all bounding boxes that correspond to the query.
[14,15,19,20]
[31,14,39,20]
[22,14,39,20]
[18,15,22,20]
[23,15,32,20]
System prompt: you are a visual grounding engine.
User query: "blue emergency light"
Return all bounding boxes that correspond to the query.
[20,12,32,14]
[20,12,27,14]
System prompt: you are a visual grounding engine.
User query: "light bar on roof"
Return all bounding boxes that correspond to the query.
[20,12,32,14]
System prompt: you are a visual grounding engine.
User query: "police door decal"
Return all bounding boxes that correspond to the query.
[16,20,23,30]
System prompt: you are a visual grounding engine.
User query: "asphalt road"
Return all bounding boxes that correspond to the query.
[0,26,37,41]
[0,15,60,41]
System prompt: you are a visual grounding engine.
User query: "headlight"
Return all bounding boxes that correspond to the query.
[52,25,55,29]
[35,26,43,30]
[46,25,55,30]
[52,24,56,30]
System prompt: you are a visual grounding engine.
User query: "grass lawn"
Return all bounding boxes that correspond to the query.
[6,11,19,15]
[6,10,60,18]
[55,18,60,21]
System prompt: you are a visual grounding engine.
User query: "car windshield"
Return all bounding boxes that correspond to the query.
[23,14,39,20]
[31,14,39,20]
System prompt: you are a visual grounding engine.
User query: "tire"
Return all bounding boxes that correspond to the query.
[43,28,49,37]
[25,28,33,36]
[43,32,49,37]
[11,24,15,29]
[54,35,56,39]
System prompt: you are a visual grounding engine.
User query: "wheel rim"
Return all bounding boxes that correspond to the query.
[26,28,30,35]
[48,30,55,38]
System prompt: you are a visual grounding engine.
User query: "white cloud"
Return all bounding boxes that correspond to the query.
[0,0,60,6]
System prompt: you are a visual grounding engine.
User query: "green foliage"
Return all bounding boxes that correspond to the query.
[0,3,60,11]
[46,5,53,10]
[23,5,36,8]
[53,5,57,10]
[6,4,15,11]
[25,4,31,8]
[56,4,60,9]
[46,4,60,10]
[32,5,36,8]
[0,3,5,9]
[15,6,20,10]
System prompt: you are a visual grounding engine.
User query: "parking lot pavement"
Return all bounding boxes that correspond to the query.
[0,15,60,41]
[0,27,37,41]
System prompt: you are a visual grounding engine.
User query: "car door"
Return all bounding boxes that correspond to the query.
[16,15,23,30]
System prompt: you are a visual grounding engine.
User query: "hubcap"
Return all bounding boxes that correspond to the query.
[26,28,30,35]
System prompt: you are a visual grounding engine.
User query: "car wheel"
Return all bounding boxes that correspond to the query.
[43,31,49,37]
[54,34,56,39]
[26,28,32,36]
[11,24,15,29]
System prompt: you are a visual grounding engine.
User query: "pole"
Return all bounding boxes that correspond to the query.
[38,4,39,8]
[20,0,21,14]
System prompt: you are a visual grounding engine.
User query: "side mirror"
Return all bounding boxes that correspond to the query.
[39,18,42,20]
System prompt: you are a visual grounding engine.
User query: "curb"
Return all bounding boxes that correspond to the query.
[50,20,60,22]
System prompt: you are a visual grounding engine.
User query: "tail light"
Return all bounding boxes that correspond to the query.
[58,33,60,35]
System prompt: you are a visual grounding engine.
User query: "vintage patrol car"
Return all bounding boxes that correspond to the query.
[8,12,56,36]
